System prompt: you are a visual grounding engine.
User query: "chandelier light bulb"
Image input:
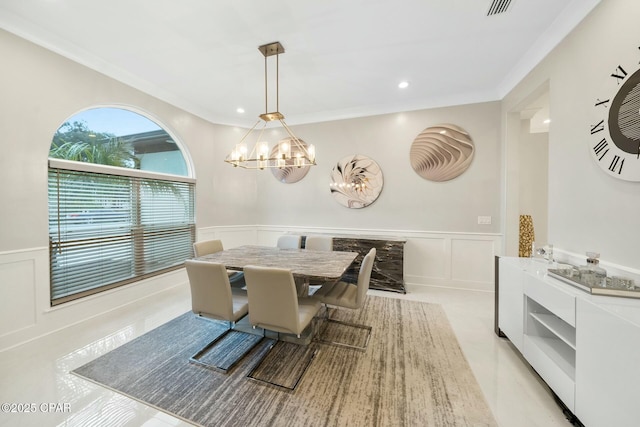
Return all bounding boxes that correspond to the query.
[279,141,290,159]
[257,141,269,159]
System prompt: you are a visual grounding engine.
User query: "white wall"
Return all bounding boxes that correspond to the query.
[503,0,640,271]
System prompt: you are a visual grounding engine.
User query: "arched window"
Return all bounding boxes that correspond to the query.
[48,107,195,305]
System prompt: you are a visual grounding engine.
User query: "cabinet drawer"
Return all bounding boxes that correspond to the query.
[524,275,576,326]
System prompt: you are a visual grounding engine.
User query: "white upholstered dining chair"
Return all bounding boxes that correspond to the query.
[312,248,376,351]
[193,239,224,257]
[304,235,333,251]
[186,260,259,372]
[276,234,302,249]
[243,264,321,390]
[192,239,245,288]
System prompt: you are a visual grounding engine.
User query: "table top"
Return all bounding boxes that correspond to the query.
[196,245,358,281]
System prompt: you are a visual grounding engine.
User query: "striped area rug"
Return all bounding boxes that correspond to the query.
[72,296,497,426]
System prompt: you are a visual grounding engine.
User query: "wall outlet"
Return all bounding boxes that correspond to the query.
[478,216,492,225]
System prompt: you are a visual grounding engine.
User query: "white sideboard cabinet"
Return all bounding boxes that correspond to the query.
[497,257,640,427]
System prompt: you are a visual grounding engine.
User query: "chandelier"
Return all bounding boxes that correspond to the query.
[225,42,316,170]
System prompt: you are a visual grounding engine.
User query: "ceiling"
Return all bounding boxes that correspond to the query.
[0,0,600,127]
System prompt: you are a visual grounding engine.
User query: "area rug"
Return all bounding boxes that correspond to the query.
[72,296,497,426]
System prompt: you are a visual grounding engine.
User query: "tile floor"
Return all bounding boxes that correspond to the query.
[0,284,572,427]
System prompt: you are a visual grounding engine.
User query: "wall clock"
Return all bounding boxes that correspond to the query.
[590,46,640,181]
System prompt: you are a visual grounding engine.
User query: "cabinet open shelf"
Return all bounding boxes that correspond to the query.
[529,312,576,350]
[525,296,576,382]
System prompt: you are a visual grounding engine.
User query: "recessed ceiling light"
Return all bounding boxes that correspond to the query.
[543,119,551,124]
[398,81,409,89]
[236,107,245,114]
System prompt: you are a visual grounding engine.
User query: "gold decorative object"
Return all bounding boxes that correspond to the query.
[518,214,535,257]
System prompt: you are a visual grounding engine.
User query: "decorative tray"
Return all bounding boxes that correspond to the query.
[547,268,640,299]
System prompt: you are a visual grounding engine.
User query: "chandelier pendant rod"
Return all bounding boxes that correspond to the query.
[280,120,310,159]
[264,54,268,115]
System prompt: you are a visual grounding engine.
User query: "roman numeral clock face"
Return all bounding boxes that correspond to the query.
[591,46,640,181]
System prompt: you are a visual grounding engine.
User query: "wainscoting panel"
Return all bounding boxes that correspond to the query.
[404,237,448,282]
[404,232,501,291]
[451,237,498,289]
[0,256,38,337]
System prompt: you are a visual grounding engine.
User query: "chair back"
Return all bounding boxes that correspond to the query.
[244,265,300,335]
[355,248,376,308]
[277,235,302,249]
[305,235,333,251]
[193,239,224,257]
[186,260,236,321]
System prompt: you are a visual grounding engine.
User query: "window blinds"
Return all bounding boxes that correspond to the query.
[48,167,195,305]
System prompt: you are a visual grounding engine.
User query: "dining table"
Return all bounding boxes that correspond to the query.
[195,244,358,283]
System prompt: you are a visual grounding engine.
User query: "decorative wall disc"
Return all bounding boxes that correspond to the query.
[270,137,312,183]
[329,154,383,208]
[410,124,474,181]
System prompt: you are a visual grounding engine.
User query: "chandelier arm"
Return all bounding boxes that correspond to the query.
[280,120,305,150]
[250,123,267,160]
[238,119,263,145]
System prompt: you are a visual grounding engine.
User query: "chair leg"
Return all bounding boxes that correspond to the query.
[189,328,262,373]
[315,305,372,351]
[247,339,318,391]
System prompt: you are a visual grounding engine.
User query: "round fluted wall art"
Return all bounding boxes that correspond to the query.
[329,154,383,209]
[270,137,312,183]
[410,124,474,182]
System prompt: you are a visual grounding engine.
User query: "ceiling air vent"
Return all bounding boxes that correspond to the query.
[487,0,514,16]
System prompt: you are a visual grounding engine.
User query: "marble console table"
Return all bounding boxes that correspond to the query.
[302,235,407,293]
